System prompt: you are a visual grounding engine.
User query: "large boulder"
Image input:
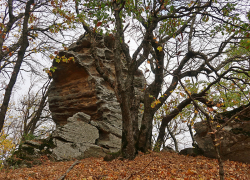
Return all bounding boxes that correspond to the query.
[52,112,111,160]
[48,33,145,160]
[194,105,250,163]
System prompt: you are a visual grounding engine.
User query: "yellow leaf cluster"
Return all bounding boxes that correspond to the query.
[151,99,161,108]
[157,46,163,52]
[0,131,15,168]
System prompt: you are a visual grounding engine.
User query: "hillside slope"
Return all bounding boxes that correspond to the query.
[1,151,249,179]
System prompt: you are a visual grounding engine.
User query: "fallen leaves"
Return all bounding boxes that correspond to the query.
[0,151,250,180]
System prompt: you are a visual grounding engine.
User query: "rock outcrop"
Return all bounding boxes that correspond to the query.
[161,146,176,153]
[48,33,145,160]
[179,147,203,157]
[6,137,55,168]
[194,105,250,163]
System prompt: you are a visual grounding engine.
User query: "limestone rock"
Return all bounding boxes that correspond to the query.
[53,113,98,144]
[161,146,176,153]
[194,106,250,163]
[48,34,145,160]
[6,137,55,168]
[52,112,111,161]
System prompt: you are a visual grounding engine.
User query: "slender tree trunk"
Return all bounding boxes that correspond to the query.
[0,0,34,133]
[154,119,168,151]
[167,123,179,152]
[120,92,140,159]
[137,46,164,152]
[137,92,154,152]
[154,91,209,151]
[154,98,192,151]
[27,91,49,135]
[188,123,195,145]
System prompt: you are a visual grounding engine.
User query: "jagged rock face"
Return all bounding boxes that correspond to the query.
[194,107,250,163]
[52,112,111,161]
[48,34,145,160]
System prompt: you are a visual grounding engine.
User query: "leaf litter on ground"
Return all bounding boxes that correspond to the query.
[0,151,249,180]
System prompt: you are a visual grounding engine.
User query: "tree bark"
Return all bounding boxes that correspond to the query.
[0,0,34,133]
[137,92,154,152]
[120,94,137,159]
[112,0,141,160]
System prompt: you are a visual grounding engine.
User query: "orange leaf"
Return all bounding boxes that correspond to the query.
[186,169,197,175]
[207,107,213,112]
[96,22,102,27]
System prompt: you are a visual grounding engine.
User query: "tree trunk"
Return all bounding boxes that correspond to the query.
[29,86,50,135]
[167,123,179,152]
[137,92,154,152]
[154,97,193,151]
[120,94,138,160]
[0,0,34,133]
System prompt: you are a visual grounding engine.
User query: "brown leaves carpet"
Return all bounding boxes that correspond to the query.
[0,151,249,180]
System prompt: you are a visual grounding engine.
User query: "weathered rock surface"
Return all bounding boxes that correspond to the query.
[6,137,55,168]
[194,105,250,163]
[52,112,112,160]
[48,34,145,160]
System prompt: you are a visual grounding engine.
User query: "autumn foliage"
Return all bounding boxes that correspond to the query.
[0,130,15,169]
[0,151,249,180]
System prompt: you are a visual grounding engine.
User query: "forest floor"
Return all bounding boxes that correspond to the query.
[0,151,249,180]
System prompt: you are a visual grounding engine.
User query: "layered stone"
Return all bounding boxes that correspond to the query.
[48,34,145,160]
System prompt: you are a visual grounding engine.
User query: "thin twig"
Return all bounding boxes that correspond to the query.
[178,79,225,180]
[57,160,80,180]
